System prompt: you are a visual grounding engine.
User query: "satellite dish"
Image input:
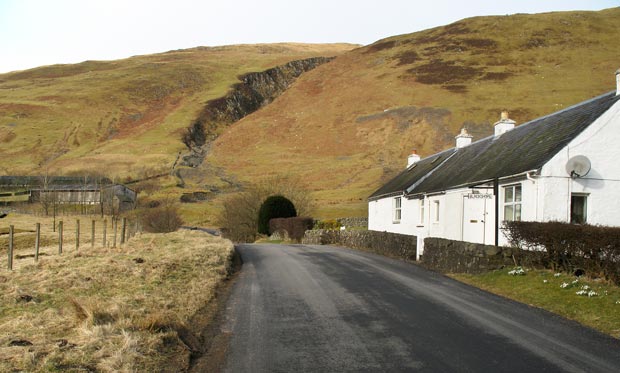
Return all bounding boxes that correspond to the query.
[565,155,591,178]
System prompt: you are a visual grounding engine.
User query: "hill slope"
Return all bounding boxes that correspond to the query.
[207,7,620,218]
[0,43,355,176]
[2,8,620,224]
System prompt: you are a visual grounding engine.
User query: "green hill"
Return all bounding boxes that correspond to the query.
[2,8,620,225]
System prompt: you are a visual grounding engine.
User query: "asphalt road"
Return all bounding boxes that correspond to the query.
[221,244,620,372]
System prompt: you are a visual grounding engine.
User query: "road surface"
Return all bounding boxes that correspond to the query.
[219,244,620,372]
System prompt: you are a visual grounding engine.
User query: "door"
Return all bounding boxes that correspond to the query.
[462,193,492,244]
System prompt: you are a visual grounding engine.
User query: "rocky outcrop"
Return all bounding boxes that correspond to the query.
[181,57,334,167]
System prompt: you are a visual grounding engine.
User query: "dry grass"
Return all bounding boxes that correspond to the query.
[0,220,234,372]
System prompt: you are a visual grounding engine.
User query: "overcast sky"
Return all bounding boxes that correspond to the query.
[1,0,618,73]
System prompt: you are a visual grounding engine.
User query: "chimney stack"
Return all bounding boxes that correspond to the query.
[616,69,620,96]
[494,110,516,137]
[407,150,421,167]
[455,128,473,148]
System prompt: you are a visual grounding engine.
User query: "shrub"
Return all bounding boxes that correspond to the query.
[269,217,314,242]
[503,221,620,285]
[258,195,296,235]
[315,219,341,230]
[141,203,183,233]
[217,176,314,242]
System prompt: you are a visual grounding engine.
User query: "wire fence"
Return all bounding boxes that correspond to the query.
[3,217,141,271]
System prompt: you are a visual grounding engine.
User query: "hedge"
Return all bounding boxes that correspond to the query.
[269,217,314,242]
[503,221,620,285]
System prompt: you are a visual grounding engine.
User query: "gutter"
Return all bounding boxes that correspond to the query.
[406,169,540,199]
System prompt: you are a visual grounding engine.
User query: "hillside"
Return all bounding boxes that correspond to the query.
[0,43,355,176]
[2,8,620,225]
[207,7,620,218]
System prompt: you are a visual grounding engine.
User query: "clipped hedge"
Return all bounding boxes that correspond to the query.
[269,217,314,242]
[504,221,620,285]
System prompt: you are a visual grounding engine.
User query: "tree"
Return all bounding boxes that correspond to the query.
[218,175,313,242]
[257,196,296,235]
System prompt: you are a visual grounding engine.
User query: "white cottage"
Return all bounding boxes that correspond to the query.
[368,72,620,257]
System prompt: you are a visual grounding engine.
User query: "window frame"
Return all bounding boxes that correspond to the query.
[419,199,425,225]
[393,196,402,223]
[503,184,522,222]
[433,200,440,223]
[570,193,588,224]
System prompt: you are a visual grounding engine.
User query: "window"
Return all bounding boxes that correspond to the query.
[419,200,425,224]
[503,184,522,221]
[571,194,587,224]
[393,197,402,223]
[434,200,440,222]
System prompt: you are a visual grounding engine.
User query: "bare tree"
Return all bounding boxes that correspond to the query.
[218,175,314,242]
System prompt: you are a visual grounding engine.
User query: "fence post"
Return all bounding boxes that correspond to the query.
[113,219,117,248]
[35,223,41,262]
[8,225,14,270]
[91,220,95,249]
[121,217,127,245]
[59,221,63,254]
[76,219,80,251]
[103,219,107,247]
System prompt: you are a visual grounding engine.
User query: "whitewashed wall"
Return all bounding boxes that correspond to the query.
[540,99,620,226]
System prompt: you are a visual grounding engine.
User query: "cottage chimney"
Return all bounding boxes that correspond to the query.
[455,128,473,148]
[407,150,421,167]
[494,110,516,137]
[616,69,620,96]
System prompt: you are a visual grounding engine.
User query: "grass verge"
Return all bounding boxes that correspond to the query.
[0,229,234,372]
[451,268,620,339]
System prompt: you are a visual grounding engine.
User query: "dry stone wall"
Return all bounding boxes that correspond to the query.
[302,229,417,261]
[420,237,544,274]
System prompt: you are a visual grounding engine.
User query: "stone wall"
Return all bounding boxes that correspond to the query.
[420,237,544,274]
[337,217,368,229]
[302,229,416,261]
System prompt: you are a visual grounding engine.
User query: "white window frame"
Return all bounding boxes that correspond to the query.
[570,193,588,224]
[419,199,425,225]
[433,200,440,223]
[393,197,402,223]
[503,184,522,221]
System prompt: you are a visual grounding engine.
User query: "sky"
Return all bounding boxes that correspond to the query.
[1,0,618,74]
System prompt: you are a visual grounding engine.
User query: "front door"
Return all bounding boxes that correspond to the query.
[462,193,492,244]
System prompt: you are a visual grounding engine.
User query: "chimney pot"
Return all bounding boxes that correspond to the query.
[455,128,473,148]
[494,111,516,137]
[407,150,421,168]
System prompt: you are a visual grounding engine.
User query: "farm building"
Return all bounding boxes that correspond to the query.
[0,176,136,212]
[369,72,620,255]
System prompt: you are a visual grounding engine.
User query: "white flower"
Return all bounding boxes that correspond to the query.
[571,279,579,285]
[560,282,569,288]
[508,267,526,276]
[615,300,620,304]
[554,273,561,277]
[543,280,548,283]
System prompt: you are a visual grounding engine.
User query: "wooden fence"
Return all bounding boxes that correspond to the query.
[4,217,140,271]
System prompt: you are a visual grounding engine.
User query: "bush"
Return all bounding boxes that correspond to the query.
[315,219,341,230]
[269,217,314,242]
[141,203,183,233]
[217,176,314,242]
[257,195,297,235]
[504,221,620,285]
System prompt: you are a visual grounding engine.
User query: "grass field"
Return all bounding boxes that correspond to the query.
[452,268,620,339]
[0,219,234,372]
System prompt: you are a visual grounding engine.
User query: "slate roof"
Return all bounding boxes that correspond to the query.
[369,90,620,200]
